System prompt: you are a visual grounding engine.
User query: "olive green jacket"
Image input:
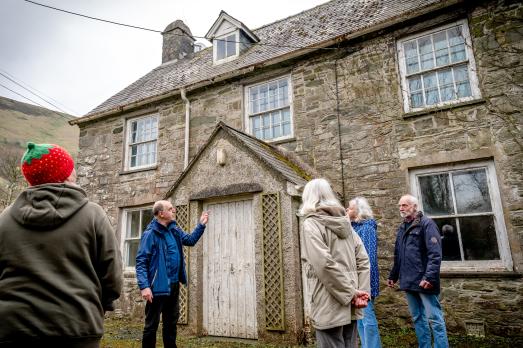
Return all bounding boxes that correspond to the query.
[0,183,122,343]
[301,205,370,330]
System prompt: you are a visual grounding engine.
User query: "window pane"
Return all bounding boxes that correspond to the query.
[259,85,268,112]
[423,71,439,105]
[438,68,454,102]
[282,121,291,136]
[452,169,492,214]
[448,26,465,46]
[408,76,423,107]
[252,116,260,130]
[434,218,461,261]
[271,111,281,125]
[411,92,423,108]
[127,211,140,238]
[226,34,236,58]
[418,174,454,215]
[450,43,466,62]
[406,57,420,74]
[127,240,140,267]
[217,39,226,60]
[278,79,289,106]
[273,124,282,138]
[131,121,138,143]
[263,127,272,139]
[141,209,153,232]
[454,65,471,98]
[404,41,419,74]
[282,108,291,122]
[418,36,434,70]
[460,215,500,260]
[269,82,278,108]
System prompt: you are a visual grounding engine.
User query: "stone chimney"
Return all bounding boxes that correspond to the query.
[162,20,195,63]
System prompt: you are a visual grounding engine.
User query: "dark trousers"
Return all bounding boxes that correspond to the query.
[142,282,180,348]
[315,321,358,348]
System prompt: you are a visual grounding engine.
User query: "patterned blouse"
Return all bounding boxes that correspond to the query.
[351,219,380,298]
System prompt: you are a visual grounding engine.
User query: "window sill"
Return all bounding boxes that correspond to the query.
[265,136,296,145]
[119,165,158,175]
[403,98,486,119]
[441,271,522,279]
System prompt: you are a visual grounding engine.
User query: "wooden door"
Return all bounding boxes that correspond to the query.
[203,198,257,339]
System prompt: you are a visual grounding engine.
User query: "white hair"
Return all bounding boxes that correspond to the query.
[401,194,419,206]
[349,196,374,221]
[300,178,344,215]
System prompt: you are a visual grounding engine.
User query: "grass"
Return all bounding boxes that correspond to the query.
[102,317,522,348]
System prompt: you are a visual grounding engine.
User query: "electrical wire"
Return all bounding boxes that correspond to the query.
[0,68,79,115]
[0,71,72,115]
[24,0,338,50]
[0,82,73,121]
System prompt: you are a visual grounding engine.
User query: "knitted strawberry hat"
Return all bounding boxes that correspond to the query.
[21,142,75,186]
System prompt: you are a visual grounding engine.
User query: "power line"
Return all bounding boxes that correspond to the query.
[24,0,338,51]
[0,82,73,121]
[0,68,79,115]
[0,71,71,115]
[24,0,161,33]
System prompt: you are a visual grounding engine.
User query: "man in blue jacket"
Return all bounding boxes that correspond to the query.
[136,200,209,348]
[387,194,448,348]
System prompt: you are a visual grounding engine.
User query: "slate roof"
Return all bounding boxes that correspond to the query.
[164,122,311,198]
[83,0,450,119]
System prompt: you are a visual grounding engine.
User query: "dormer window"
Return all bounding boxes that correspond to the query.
[215,33,237,61]
[206,11,259,65]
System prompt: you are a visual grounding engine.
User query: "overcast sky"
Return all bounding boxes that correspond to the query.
[0,0,329,116]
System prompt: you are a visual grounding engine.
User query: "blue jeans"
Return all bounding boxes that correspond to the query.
[357,299,382,348]
[405,291,449,348]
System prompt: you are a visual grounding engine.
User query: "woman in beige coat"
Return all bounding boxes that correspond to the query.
[300,178,371,348]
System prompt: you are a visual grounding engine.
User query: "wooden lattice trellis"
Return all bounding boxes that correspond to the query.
[176,204,189,325]
[261,193,285,331]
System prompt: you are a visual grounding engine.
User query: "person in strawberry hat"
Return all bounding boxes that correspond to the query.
[0,142,122,348]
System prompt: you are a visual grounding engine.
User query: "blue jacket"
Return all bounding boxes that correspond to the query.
[351,219,379,298]
[388,212,442,294]
[135,218,206,296]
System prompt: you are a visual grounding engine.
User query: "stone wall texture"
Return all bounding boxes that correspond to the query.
[75,0,522,341]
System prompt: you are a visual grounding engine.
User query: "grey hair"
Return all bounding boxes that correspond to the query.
[349,196,374,221]
[153,200,168,216]
[400,194,419,206]
[300,178,344,215]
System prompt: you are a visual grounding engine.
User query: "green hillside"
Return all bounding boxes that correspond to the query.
[0,96,79,157]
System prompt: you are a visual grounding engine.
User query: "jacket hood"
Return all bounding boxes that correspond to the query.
[306,205,350,239]
[10,183,88,229]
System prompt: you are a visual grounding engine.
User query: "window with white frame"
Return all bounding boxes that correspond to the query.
[122,207,153,268]
[214,32,238,62]
[398,19,481,112]
[410,161,512,271]
[245,76,293,141]
[125,115,158,170]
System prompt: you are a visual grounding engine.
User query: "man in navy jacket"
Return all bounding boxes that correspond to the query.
[136,200,209,348]
[388,194,449,348]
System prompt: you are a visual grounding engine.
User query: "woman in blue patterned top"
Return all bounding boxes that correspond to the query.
[347,197,382,348]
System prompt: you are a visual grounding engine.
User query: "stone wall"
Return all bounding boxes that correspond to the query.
[75,0,522,339]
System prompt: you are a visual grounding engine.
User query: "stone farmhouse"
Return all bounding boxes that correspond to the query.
[70,0,522,343]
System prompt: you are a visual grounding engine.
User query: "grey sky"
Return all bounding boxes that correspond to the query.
[0,0,328,116]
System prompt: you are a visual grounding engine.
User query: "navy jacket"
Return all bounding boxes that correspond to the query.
[388,212,442,294]
[136,218,205,296]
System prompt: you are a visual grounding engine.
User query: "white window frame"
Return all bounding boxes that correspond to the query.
[213,30,239,64]
[244,75,294,142]
[409,160,513,272]
[121,206,153,270]
[397,19,481,113]
[124,114,158,170]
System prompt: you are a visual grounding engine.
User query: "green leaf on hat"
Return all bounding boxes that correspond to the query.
[21,142,54,165]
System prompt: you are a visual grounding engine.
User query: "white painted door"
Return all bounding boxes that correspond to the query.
[203,198,257,339]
